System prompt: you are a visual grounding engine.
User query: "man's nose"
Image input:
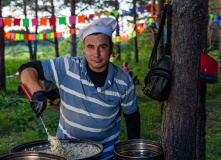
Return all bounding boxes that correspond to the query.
[94,48,100,57]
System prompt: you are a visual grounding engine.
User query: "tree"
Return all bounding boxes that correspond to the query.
[161,1,208,159]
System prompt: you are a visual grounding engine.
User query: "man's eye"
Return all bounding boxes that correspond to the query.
[99,46,106,50]
[87,46,93,49]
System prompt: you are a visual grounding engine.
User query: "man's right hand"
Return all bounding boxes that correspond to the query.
[30,91,47,118]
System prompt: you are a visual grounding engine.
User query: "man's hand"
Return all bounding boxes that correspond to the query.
[30,91,47,118]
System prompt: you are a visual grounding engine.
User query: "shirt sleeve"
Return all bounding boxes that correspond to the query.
[41,57,68,88]
[121,77,138,114]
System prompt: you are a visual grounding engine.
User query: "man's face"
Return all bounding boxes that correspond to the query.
[83,33,113,72]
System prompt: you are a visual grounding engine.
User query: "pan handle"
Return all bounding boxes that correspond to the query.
[20,84,31,101]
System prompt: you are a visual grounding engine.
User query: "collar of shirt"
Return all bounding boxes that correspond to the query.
[81,56,118,92]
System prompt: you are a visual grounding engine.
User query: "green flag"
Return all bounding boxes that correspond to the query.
[23,18,29,27]
[59,17,66,25]
[113,10,118,18]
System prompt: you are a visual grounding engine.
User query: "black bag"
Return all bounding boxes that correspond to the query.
[142,4,172,102]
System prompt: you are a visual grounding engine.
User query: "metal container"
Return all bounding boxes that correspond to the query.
[6,139,103,160]
[114,139,164,160]
[0,152,66,160]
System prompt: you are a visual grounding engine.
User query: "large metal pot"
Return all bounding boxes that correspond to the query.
[5,139,103,160]
[114,139,164,160]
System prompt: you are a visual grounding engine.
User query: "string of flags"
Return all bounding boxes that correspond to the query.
[209,14,221,26]
[0,5,158,27]
[3,21,157,43]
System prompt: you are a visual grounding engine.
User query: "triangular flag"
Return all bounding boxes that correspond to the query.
[116,25,119,30]
[113,10,118,18]
[105,12,111,17]
[138,7,143,14]
[146,5,151,12]
[155,22,158,28]
[112,38,116,43]
[20,34,24,40]
[89,14,94,20]
[6,32,11,39]
[50,33,54,38]
[123,35,126,41]
[154,5,158,11]
[132,24,136,29]
[140,25,143,33]
[24,34,28,40]
[32,18,38,26]
[132,31,136,37]
[39,34,43,40]
[214,20,218,26]
[136,24,140,28]
[209,20,212,26]
[0,18,2,27]
[136,29,140,35]
[47,33,51,39]
[32,34,36,40]
[36,34,39,40]
[142,23,146,29]
[78,15,85,23]
[219,20,221,26]
[10,33,15,39]
[49,17,56,26]
[4,18,12,26]
[15,33,20,40]
[129,8,135,16]
[213,15,217,21]
[14,19,21,26]
[153,14,157,22]
[69,16,76,24]
[59,17,66,25]
[120,36,123,42]
[149,18,155,24]
[116,36,120,42]
[218,16,221,21]
[129,33,132,39]
[23,18,29,27]
[28,34,32,40]
[40,18,47,26]
[96,13,102,18]
[122,10,126,16]
[209,14,213,21]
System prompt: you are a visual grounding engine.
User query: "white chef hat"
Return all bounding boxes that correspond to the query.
[77,17,117,41]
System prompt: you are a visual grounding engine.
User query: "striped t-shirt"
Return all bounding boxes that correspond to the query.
[41,56,138,159]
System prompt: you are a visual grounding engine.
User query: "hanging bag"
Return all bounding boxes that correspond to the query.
[200,52,218,83]
[142,4,172,102]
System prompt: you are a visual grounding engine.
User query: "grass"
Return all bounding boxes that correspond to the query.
[0,54,221,159]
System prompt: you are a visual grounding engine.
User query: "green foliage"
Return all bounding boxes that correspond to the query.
[5,45,26,57]
[39,45,55,59]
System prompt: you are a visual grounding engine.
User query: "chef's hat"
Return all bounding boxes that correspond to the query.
[77,17,117,41]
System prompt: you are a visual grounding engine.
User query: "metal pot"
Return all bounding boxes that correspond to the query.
[114,139,164,160]
[7,139,103,160]
[0,151,66,160]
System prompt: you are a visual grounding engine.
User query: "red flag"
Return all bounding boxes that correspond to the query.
[146,5,151,12]
[89,14,94,20]
[49,17,56,26]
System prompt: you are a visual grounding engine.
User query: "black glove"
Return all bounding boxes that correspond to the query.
[30,91,47,118]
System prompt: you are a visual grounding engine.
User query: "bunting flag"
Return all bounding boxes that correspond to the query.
[78,15,85,23]
[146,5,151,12]
[209,14,213,21]
[69,16,76,24]
[14,19,21,26]
[138,7,143,14]
[89,14,94,20]
[32,18,38,26]
[153,14,157,22]
[4,18,12,26]
[113,10,118,18]
[154,5,158,11]
[129,8,135,16]
[40,18,47,26]
[105,12,111,17]
[0,18,3,27]
[96,13,102,18]
[50,17,56,26]
[23,18,29,27]
[59,17,66,25]
[122,10,126,16]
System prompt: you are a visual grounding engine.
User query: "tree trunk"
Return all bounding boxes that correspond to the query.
[219,0,221,82]
[161,1,207,159]
[33,0,38,61]
[115,0,120,60]
[50,0,59,57]
[133,0,138,63]
[0,0,6,91]
[23,0,34,61]
[70,0,77,57]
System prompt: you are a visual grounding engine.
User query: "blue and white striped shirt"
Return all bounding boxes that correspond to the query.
[41,56,138,159]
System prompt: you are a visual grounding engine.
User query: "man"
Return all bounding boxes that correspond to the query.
[18,17,140,160]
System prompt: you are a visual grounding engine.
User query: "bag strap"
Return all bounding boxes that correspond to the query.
[164,4,172,56]
[148,4,172,68]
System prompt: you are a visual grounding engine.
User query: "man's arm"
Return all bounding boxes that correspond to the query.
[18,61,47,118]
[123,108,140,139]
